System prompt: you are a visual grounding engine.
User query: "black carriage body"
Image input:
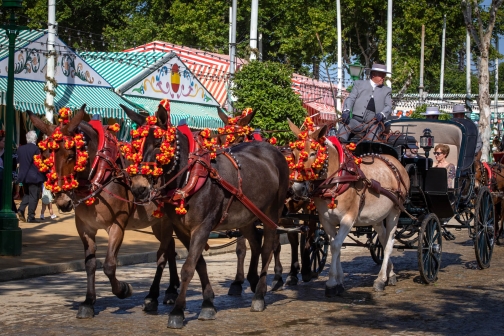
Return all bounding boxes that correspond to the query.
[386,119,471,220]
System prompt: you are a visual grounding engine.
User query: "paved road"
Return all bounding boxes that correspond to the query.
[0,230,503,335]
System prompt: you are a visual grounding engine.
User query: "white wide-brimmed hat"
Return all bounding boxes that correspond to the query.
[369,63,391,74]
[420,106,443,116]
[446,104,467,114]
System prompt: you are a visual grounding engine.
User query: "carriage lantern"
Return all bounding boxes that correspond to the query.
[420,128,434,169]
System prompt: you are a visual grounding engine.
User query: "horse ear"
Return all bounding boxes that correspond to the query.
[156,104,170,129]
[63,106,86,135]
[311,125,328,141]
[287,118,301,137]
[120,104,146,126]
[237,111,256,126]
[218,108,229,125]
[27,110,55,135]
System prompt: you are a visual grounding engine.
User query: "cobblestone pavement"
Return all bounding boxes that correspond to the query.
[0,229,503,335]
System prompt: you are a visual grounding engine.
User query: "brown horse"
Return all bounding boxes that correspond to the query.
[121,103,289,328]
[216,110,288,295]
[28,108,180,318]
[288,120,410,295]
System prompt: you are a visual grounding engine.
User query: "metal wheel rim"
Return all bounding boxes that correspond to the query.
[418,214,442,284]
[474,187,495,269]
[309,228,328,275]
[370,232,384,265]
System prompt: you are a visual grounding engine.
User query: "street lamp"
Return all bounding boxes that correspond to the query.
[0,0,28,256]
[347,62,365,81]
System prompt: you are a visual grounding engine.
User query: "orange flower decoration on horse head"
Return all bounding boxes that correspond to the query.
[58,107,71,124]
[159,99,171,112]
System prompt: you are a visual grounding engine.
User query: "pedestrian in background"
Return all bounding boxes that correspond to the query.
[40,184,56,220]
[17,130,45,223]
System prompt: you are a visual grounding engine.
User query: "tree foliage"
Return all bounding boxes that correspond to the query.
[231,61,307,144]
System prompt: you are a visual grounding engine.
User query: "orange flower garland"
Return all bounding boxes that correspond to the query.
[217,108,254,147]
[287,118,328,182]
[58,107,71,124]
[122,117,177,176]
[175,199,188,215]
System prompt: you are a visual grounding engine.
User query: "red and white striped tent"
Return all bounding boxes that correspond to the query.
[125,42,344,124]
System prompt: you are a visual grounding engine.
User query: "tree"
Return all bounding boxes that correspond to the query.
[462,0,504,161]
[232,61,307,144]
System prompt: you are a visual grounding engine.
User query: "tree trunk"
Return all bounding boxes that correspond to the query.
[478,49,491,162]
[313,60,320,80]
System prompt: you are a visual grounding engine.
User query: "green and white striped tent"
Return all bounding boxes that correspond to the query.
[80,51,224,130]
[0,30,142,143]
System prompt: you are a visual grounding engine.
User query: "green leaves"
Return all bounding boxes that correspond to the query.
[232,61,307,145]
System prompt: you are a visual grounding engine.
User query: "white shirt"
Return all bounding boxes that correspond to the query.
[369,79,378,90]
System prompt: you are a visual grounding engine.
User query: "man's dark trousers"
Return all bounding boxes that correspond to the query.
[18,183,41,222]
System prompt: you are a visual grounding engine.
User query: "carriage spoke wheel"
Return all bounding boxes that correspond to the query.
[417,213,442,284]
[474,186,495,269]
[301,223,329,277]
[369,231,384,265]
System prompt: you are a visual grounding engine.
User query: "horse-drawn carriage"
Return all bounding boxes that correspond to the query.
[26,102,497,329]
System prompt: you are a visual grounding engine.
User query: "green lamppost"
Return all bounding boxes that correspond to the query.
[0,0,28,256]
[347,61,365,81]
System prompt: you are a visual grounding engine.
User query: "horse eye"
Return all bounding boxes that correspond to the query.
[66,154,75,161]
[310,152,317,157]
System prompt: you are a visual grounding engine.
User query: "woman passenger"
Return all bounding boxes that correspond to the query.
[433,144,456,188]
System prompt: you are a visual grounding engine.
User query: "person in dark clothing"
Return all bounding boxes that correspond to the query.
[16,130,45,223]
[0,131,18,212]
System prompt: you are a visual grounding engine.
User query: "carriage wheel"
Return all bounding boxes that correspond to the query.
[417,213,442,284]
[474,186,495,269]
[301,223,329,277]
[369,231,384,265]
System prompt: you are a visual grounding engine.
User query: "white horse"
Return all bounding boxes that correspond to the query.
[288,121,410,295]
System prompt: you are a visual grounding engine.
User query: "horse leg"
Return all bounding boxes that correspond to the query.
[270,233,284,291]
[228,236,246,296]
[323,215,353,297]
[285,231,300,286]
[168,227,215,329]
[373,212,399,291]
[250,227,276,312]
[144,222,179,312]
[75,218,98,319]
[301,216,319,282]
[102,223,132,300]
[239,224,262,293]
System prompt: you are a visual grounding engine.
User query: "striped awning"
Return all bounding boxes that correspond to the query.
[124,95,224,130]
[0,78,139,118]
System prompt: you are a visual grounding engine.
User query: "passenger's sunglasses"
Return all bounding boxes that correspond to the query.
[433,152,444,156]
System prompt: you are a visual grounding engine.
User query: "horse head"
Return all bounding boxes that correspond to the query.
[216,107,257,146]
[287,118,331,199]
[28,105,88,212]
[120,101,180,202]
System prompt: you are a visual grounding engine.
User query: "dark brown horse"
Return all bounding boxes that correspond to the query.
[28,107,180,318]
[121,103,289,329]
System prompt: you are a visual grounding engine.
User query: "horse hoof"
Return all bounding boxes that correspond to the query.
[373,280,386,292]
[167,309,185,329]
[116,282,133,299]
[325,284,344,297]
[163,291,178,305]
[167,315,184,329]
[270,277,284,292]
[76,304,95,319]
[143,298,158,312]
[250,299,265,312]
[388,275,397,286]
[302,272,312,283]
[285,275,298,286]
[198,307,217,320]
[228,282,243,296]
